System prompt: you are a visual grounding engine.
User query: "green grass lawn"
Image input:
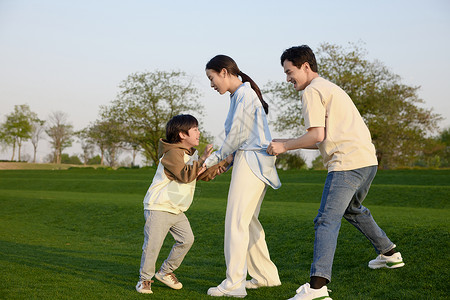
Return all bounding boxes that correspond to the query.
[0,168,449,299]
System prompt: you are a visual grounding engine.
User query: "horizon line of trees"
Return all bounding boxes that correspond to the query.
[1,42,449,169]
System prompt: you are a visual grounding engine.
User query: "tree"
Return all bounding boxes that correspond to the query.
[31,119,45,163]
[102,70,205,165]
[275,151,306,170]
[46,111,73,164]
[76,128,95,165]
[416,127,450,168]
[264,42,442,168]
[0,104,40,161]
[60,153,82,165]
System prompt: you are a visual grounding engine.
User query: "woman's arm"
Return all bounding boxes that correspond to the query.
[205,95,251,167]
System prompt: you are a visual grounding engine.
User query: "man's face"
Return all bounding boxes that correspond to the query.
[283,60,309,91]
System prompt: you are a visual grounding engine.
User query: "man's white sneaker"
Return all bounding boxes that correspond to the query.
[288,283,332,300]
[155,271,183,289]
[207,287,246,298]
[368,252,405,269]
[135,280,153,294]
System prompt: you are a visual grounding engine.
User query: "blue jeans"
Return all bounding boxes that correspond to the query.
[310,166,395,282]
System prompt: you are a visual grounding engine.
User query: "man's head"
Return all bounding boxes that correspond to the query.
[281,45,319,91]
[165,114,200,146]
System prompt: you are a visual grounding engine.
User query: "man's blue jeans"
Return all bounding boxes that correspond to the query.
[310,166,395,282]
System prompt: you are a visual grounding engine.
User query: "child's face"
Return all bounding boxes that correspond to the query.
[206,69,228,95]
[180,126,201,148]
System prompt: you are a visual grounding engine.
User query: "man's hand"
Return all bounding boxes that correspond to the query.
[267,141,287,156]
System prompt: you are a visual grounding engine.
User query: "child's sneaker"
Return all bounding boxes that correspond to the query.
[368,252,405,269]
[136,280,154,294]
[155,271,183,289]
[288,283,332,300]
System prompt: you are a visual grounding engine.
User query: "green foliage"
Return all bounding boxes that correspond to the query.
[415,126,450,168]
[0,104,40,161]
[60,153,82,165]
[275,152,306,170]
[311,154,326,170]
[263,81,303,136]
[0,169,448,299]
[45,111,74,164]
[87,155,102,165]
[100,70,208,165]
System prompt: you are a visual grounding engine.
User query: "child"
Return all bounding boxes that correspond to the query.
[135,114,213,294]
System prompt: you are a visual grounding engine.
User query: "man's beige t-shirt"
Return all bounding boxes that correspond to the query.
[302,77,378,171]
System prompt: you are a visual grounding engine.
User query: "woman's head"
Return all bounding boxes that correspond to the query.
[206,55,240,77]
[205,55,269,114]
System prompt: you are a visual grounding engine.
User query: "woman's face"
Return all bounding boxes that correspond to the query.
[206,68,228,95]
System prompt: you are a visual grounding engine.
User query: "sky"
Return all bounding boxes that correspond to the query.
[1,0,449,164]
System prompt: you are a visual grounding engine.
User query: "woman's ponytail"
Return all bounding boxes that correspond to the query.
[238,71,269,114]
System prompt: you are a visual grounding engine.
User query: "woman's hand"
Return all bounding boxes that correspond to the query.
[201,144,214,161]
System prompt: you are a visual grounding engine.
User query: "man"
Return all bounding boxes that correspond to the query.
[267,45,404,300]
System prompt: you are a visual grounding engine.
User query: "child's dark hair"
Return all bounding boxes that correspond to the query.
[165,114,198,144]
[206,55,269,114]
[280,45,318,72]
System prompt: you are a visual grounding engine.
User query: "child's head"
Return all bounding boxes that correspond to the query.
[165,114,199,144]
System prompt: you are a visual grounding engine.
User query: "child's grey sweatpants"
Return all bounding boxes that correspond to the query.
[139,209,194,281]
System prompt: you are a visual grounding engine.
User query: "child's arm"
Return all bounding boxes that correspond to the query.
[197,153,233,181]
[162,148,207,184]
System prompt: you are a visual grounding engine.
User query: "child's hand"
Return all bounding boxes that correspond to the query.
[197,164,207,175]
[201,144,214,161]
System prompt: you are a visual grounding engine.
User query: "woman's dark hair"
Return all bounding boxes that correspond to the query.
[165,114,198,144]
[280,45,318,72]
[206,55,269,114]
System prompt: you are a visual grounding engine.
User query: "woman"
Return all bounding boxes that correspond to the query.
[204,55,281,298]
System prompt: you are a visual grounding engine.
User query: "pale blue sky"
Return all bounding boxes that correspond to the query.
[1,0,449,163]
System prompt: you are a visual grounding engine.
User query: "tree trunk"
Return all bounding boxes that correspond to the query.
[10,141,16,161]
[17,141,22,161]
[33,145,37,163]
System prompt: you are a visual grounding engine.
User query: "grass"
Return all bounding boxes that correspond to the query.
[0,168,449,299]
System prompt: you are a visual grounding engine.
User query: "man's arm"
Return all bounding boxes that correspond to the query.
[267,127,325,155]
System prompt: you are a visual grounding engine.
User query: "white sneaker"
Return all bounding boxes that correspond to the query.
[246,278,262,289]
[245,278,281,289]
[368,252,405,269]
[288,283,332,300]
[207,287,246,298]
[135,280,153,294]
[155,271,183,289]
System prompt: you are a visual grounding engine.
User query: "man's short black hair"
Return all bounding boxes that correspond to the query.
[280,45,318,72]
[165,114,199,143]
